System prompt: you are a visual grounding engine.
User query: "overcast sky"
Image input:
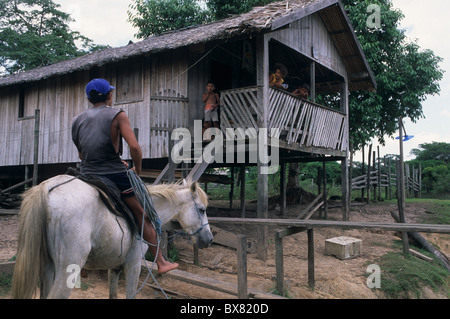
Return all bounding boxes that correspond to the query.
[53,0,450,163]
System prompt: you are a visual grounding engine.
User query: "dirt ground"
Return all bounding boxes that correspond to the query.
[1,200,449,299]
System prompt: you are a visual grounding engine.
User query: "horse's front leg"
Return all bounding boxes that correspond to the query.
[108,268,122,299]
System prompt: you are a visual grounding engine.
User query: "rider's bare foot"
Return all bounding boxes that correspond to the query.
[157,260,179,274]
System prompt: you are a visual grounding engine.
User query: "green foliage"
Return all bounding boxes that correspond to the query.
[0,0,107,76]
[373,250,448,298]
[127,0,210,38]
[411,142,450,163]
[127,0,275,38]
[415,199,450,225]
[0,272,12,296]
[409,142,450,195]
[422,165,450,195]
[342,0,444,150]
[205,0,273,20]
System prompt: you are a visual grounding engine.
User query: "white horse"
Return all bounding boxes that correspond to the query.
[12,174,213,299]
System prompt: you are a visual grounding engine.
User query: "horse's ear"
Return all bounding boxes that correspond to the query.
[190,181,198,195]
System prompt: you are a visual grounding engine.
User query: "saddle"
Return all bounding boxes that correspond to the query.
[66,167,139,235]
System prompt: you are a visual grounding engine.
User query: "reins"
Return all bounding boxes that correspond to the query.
[126,169,168,299]
[48,177,77,193]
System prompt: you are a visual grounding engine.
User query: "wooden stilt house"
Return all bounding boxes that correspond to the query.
[0,0,375,238]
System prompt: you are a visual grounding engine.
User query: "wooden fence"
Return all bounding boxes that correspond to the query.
[352,154,422,200]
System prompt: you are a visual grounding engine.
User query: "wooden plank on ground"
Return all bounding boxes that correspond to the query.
[409,249,433,262]
[210,225,240,250]
[161,269,286,299]
[297,192,323,219]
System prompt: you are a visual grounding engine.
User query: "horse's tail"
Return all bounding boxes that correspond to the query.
[12,183,50,299]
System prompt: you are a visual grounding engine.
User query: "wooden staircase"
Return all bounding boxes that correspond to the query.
[141,141,231,185]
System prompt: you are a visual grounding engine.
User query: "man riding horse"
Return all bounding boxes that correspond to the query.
[71,78,178,274]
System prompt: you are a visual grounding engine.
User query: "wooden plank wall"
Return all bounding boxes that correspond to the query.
[0,71,89,167]
[150,49,189,158]
[0,50,192,167]
[110,57,152,160]
[270,13,346,78]
[0,86,21,166]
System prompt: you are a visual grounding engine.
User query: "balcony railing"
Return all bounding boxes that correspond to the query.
[220,86,347,152]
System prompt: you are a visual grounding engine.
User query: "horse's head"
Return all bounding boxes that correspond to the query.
[177,180,213,249]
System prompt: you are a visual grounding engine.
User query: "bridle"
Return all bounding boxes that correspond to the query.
[186,193,209,237]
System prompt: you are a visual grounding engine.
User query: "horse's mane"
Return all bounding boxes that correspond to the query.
[146,181,208,206]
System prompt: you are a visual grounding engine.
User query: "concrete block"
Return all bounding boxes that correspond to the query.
[325,236,362,260]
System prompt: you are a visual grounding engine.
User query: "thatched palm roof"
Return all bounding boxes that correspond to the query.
[0,0,375,91]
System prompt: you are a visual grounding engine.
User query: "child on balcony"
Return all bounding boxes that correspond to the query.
[292,83,310,100]
[269,63,288,89]
[202,80,220,140]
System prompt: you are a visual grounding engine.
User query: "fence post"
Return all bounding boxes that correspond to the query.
[275,231,284,296]
[237,234,248,299]
[397,119,410,255]
[307,228,315,289]
[418,162,422,198]
[377,146,381,201]
[366,145,372,203]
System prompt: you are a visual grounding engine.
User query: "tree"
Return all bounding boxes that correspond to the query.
[0,0,107,76]
[206,0,273,20]
[127,0,210,38]
[409,142,450,195]
[411,142,450,163]
[342,0,444,150]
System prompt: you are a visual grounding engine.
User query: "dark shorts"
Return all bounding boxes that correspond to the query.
[102,172,135,198]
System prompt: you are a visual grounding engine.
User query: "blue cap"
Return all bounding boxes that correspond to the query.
[85,78,115,97]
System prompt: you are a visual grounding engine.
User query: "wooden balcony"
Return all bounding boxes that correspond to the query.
[219,86,347,156]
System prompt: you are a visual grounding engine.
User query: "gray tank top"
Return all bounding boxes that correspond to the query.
[72,105,126,175]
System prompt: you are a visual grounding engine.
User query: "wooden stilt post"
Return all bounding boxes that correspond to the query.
[240,164,246,218]
[32,109,40,186]
[280,162,287,216]
[340,79,349,221]
[317,166,322,218]
[256,33,269,260]
[322,160,327,220]
[229,166,235,209]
